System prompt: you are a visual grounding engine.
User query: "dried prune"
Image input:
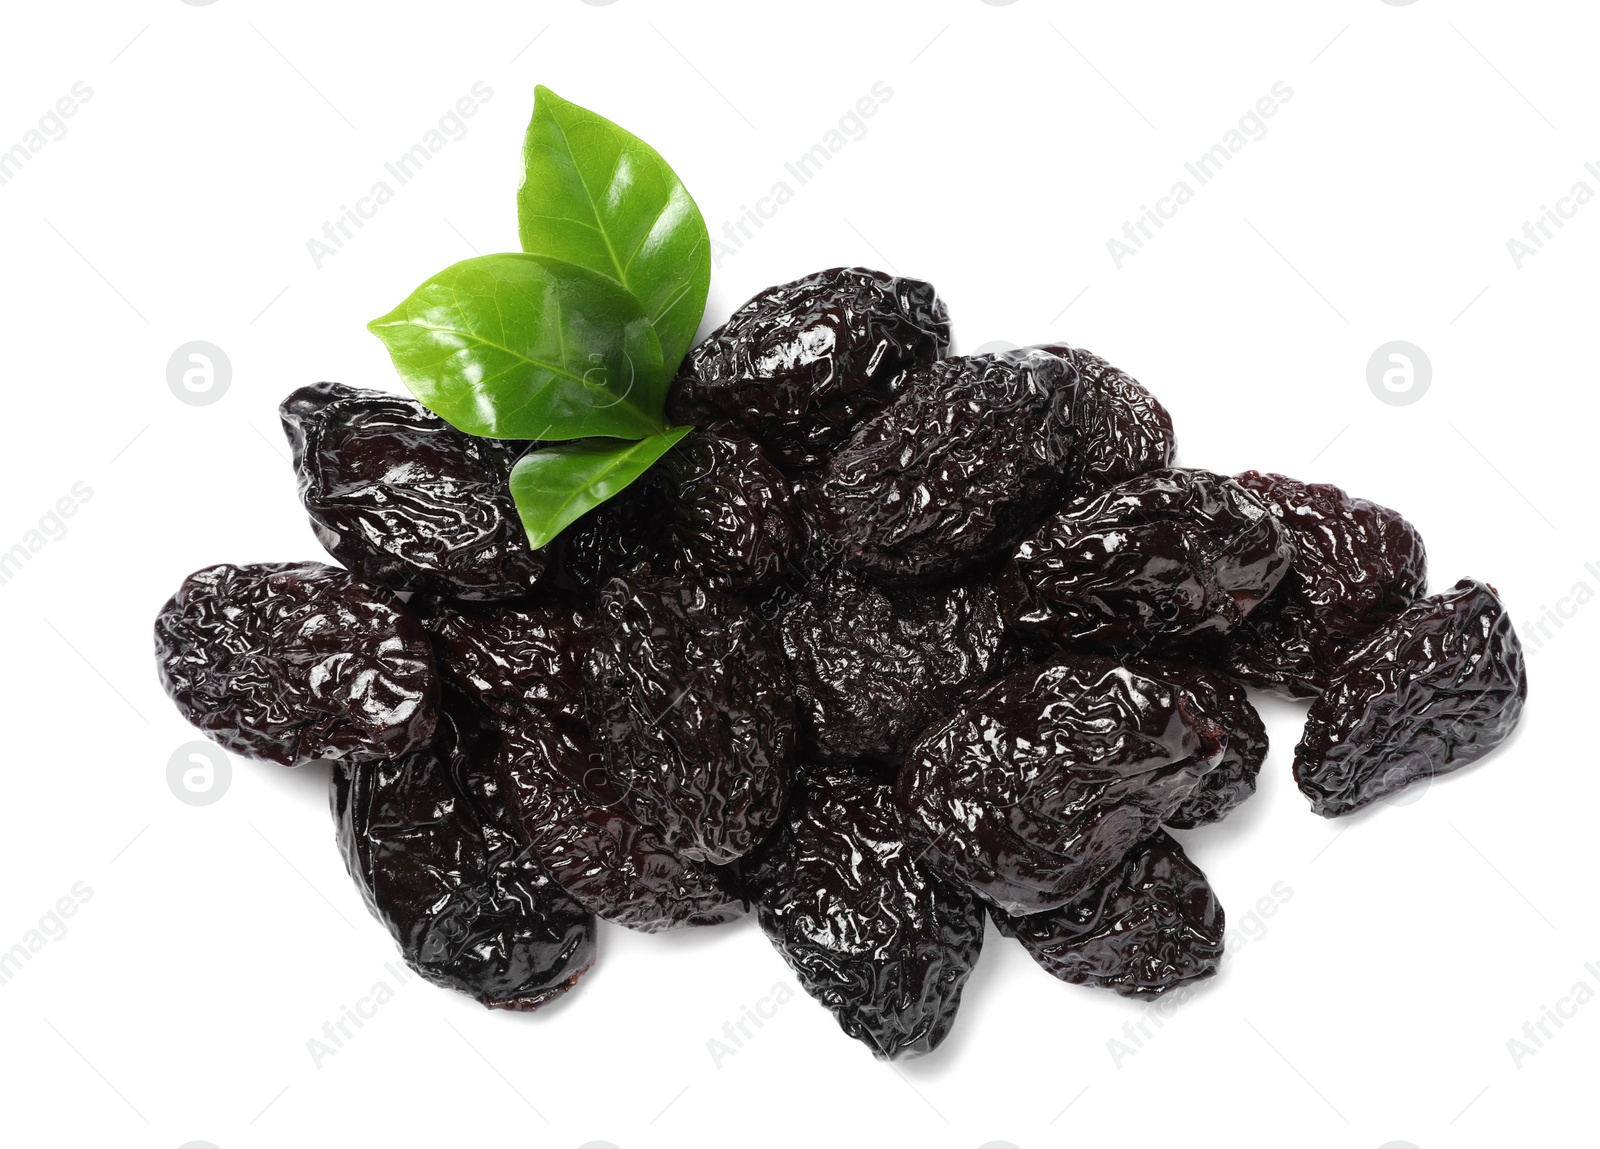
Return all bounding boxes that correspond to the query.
[154,562,438,767]
[280,382,544,600]
[331,705,595,1010]
[748,769,984,1059]
[817,349,1086,585]
[1220,472,1428,697]
[1038,344,1175,493]
[558,429,800,593]
[1295,578,1527,817]
[667,267,951,468]
[1132,661,1268,829]
[992,831,1223,998]
[425,601,743,930]
[998,468,1294,651]
[779,568,1018,769]
[896,655,1213,915]
[584,574,795,864]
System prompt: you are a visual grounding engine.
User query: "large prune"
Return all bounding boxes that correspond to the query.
[425,601,743,930]
[280,382,543,600]
[1220,472,1429,698]
[584,574,795,864]
[1038,344,1175,493]
[667,267,951,468]
[154,562,438,767]
[991,831,1223,998]
[817,349,1086,585]
[1294,578,1527,817]
[896,655,1214,915]
[331,705,595,1010]
[558,429,801,593]
[1132,660,1268,829]
[749,769,984,1060]
[779,568,1018,769]
[998,468,1294,651]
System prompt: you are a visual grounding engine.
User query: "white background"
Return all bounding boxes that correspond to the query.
[0,2,1595,1147]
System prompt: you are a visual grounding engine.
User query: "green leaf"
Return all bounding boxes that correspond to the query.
[510,426,693,548]
[518,86,711,377]
[368,252,667,441]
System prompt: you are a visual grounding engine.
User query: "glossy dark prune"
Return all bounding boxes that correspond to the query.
[749,770,985,1060]
[1221,472,1429,698]
[584,575,796,864]
[666,267,951,468]
[992,831,1223,998]
[778,568,1018,769]
[897,655,1214,915]
[817,349,1086,585]
[1295,578,1527,817]
[998,468,1295,651]
[424,601,743,930]
[280,382,544,600]
[1037,344,1175,493]
[1132,661,1268,829]
[154,562,438,767]
[331,706,595,1010]
[558,429,801,593]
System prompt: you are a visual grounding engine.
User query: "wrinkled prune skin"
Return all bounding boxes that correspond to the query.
[897,655,1214,915]
[1295,578,1527,817]
[748,770,985,1060]
[154,562,438,767]
[779,568,1019,769]
[818,349,1086,585]
[331,706,595,1010]
[494,728,746,931]
[584,575,795,864]
[280,383,543,600]
[424,601,743,930]
[422,600,594,726]
[1038,345,1175,493]
[992,831,1223,998]
[558,430,801,593]
[1220,472,1429,698]
[998,468,1294,651]
[667,267,951,469]
[1132,661,1268,829]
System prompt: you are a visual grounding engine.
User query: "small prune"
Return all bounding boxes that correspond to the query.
[1220,472,1429,697]
[584,574,795,864]
[1038,344,1175,492]
[425,600,743,930]
[331,705,595,1010]
[280,382,544,600]
[778,568,1018,768]
[817,349,1086,585]
[998,468,1294,651]
[1294,578,1527,817]
[991,831,1223,998]
[748,769,984,1060]
[667,267,951,468]
[896,655,1213,915]
[558,429,801,593]
[1132,660,1268,829]
[154,562,438,767]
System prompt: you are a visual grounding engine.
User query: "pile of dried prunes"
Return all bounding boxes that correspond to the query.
[153,267,1528,1059]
